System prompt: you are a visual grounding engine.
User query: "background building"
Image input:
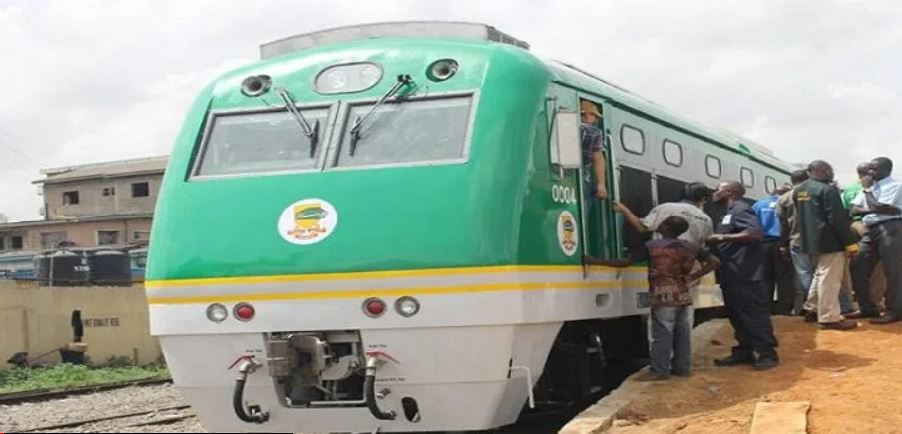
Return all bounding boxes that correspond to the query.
[0,156,167,254]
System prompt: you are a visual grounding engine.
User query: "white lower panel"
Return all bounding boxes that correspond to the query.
[160,322,561,432]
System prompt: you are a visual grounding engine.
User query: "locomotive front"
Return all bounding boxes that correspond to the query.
[146,25,562,433]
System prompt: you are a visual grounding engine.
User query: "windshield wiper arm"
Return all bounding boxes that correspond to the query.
[349,74,414,156]
[277,87,320,158]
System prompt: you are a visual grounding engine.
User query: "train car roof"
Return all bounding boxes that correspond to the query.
[258,21,793,173]
[541,59,793,173]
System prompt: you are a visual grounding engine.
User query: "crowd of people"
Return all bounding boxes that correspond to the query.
[586,156,901,382]
[577,100,901,381]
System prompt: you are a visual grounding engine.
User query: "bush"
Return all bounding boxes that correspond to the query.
[0,364,169,394]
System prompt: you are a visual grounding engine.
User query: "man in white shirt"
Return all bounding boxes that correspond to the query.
[850,157,902,324]
[615,182,714,248]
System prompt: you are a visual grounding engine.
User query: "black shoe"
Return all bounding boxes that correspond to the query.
[804,311,818,323]
[845,311,880,319]
[870,314,901,325]
[753,356,780,371]
[714,354,755,367]
[820,319,858,331]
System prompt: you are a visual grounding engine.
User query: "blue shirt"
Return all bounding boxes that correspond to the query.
[852,176,902,226]
[753,196,782,241]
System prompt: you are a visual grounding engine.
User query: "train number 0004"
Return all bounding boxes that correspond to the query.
[551,185,578,205]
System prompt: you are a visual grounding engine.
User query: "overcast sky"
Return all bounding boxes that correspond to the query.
[1,0,900,221]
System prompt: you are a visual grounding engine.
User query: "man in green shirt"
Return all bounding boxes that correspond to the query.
[842,163,870,215]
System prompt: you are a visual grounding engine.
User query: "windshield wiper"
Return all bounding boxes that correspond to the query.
[276,87,320,158]
[349,74,414,156]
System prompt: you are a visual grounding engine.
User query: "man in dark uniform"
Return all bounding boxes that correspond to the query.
[708,181,779,370]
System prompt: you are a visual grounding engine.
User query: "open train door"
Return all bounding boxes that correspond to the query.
[577,97,618,260]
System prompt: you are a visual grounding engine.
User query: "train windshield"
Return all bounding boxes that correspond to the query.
[336,95,472,168]
[194,107,329,177]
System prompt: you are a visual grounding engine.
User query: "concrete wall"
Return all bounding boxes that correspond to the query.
[44,174,162,220]
[0,280,161,369]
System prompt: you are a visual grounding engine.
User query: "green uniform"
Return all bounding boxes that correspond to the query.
[842,181,863,221]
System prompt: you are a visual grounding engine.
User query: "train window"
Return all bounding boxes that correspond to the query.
[336,95,471,168]
[619,166,654,256]
[193,107,330,177]
[662,140,683,167]
[620,125,645,155]
[741,167,755,188]
[657,176,687,205]
[705,155,722,179]
[765,176,778,195]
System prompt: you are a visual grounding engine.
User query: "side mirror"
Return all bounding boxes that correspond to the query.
[551,110,581,170]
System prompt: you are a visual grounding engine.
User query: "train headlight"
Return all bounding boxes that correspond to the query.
[395,296,421,317]
[363,297,387,318]
[315,63,383,94]
[427,59,458,82]
[206,303,228,323]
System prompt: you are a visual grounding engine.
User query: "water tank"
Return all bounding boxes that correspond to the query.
[35,251,89,286]
[89,251,132,287]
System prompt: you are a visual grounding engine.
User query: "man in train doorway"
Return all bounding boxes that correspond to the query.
[581,100,608,207]
[708,181,779,370]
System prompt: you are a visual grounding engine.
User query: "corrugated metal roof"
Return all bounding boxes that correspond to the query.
[35,156,168,185]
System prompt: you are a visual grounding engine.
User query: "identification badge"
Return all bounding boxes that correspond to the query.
[721,215,733,225]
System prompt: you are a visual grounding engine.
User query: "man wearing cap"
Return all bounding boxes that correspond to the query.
[580,100,608,206]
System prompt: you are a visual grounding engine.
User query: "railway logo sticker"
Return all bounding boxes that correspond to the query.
[278,199,338,245]
[557,211,579,256]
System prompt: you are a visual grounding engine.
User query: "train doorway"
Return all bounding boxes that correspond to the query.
[577,98,617,260]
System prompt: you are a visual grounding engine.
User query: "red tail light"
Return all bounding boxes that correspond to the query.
[234,303,255,322]
[363,298,387,318]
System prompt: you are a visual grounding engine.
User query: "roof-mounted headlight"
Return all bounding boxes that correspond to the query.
[315,63,383,94]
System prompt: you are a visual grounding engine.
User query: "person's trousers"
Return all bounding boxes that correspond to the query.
[649,305,693,377]
[803,252,846,323]
[763,241,797,314]
[721,282,779,359]
[790,247,815,314]
[853,220,902,318]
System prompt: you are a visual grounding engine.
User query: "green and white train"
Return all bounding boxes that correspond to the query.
[146,22,792,432]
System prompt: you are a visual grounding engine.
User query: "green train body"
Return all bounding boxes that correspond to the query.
[146,22,792,432]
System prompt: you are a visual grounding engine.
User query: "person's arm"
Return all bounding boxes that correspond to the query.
[708,208,764,245]
[687,251,721,283]
[593,151,608,200]
[614,202,652,234]
[775,197,791,255]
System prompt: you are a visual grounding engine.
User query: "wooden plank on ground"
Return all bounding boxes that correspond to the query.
[750,401,811,434]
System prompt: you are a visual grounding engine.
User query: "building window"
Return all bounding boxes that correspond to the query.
[765,176,778,195]
[133,231,151,242]
[40,232,68,249]
[102,187,116,197]
[11,236,23,250]
[620,124,646,155]
[741,167,755,188]
[705,155,722,179]
[132,182,150,198]
[662,140,683,167]
[97,231,121,246]
[62,191,80,205]
[0,237,5,251]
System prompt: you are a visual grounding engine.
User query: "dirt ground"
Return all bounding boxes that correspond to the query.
[607,316,902,434]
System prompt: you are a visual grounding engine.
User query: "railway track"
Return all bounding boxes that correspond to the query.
[16,405,195,433]
[0,377,172,406]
